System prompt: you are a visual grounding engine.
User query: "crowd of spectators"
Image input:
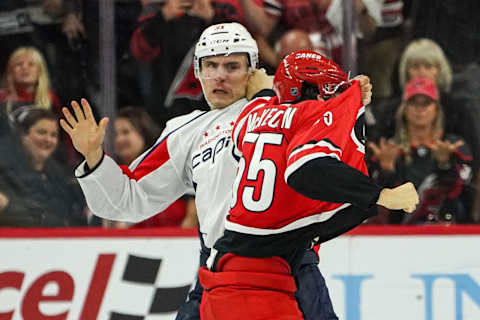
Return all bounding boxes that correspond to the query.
[0,0,479,228]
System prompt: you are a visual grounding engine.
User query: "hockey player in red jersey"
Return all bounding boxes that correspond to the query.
[62,23,358,320]
[199,51,419,320]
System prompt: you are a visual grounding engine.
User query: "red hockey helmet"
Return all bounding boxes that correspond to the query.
[273,50,350,103]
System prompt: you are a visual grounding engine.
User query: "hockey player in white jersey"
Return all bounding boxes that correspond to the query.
[60,22,372,320]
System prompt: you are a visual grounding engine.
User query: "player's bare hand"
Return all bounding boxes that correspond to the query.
[356,75,372,106]
[60,98,109,168]
[376,182,419,213]
[368,137,401,171]
[246,69,273,100]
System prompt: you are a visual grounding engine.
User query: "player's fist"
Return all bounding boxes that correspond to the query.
[356,75,372,106]
[376,182,419,213]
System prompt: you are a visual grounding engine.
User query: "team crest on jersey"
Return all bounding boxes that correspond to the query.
[193,123,234,169]
[199,123,233,147]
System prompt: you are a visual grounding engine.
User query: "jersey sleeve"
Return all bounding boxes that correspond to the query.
[284,81,362,181]
[284,82,380,208]
[75,111,204,222]
[287,156,381,209]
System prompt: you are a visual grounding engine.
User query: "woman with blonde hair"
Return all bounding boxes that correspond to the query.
[393,79,445,156]
[368,77,473,224]
[0,47,60,109]
[0,47,62,133]
[368,38,454,139]
[399,39,480,172]
[372,38,479,172]
[0,47,78,166]
[398,38,452,95]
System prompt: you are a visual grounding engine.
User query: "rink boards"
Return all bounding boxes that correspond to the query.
[0,226,479,320]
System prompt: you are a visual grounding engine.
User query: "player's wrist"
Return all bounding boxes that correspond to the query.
[85,148,104,169]
[376,188,392,208]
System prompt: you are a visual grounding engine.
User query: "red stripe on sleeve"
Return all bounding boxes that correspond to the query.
[288,146,341,168]
[131,139,170,180]
[119,165,135,179]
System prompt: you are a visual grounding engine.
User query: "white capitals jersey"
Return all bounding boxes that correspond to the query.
[75,99,247,248]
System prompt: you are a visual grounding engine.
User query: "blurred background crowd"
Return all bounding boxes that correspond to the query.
[1,0,479,228]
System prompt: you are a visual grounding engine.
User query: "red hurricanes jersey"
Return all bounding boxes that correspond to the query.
[226,81,367,235]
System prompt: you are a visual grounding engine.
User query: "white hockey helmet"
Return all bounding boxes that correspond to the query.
[194,22,259,79]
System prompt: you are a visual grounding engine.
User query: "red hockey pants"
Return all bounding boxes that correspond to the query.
[199,253,304,320]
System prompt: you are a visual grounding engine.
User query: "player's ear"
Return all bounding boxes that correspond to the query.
[316,94,324,101]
